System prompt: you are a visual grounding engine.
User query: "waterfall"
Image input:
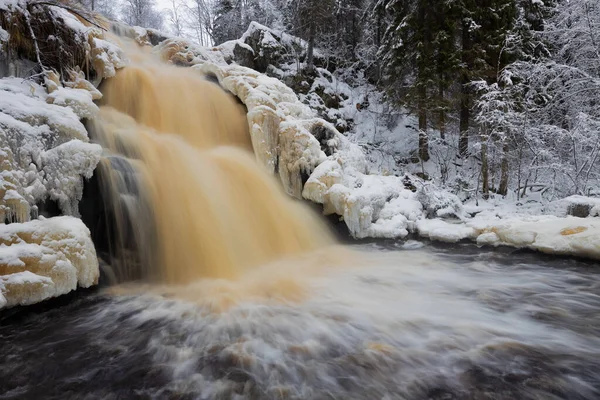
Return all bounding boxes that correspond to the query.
[88,44,333,283]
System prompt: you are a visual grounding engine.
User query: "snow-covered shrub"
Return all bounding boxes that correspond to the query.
[416,183,465,219]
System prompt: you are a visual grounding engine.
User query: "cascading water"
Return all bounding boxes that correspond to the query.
[88,44,333,283]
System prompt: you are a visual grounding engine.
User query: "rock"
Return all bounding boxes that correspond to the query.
[311,121,338,157]
[0,216,99,309]
[564,195,600,218]
[232,42,255,69]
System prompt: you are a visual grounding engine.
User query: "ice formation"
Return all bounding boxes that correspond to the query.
[0,77,102,222]
[0,0,126,222]
[0,216,99,309]
[0,1,123,307]
[191,60,329,198]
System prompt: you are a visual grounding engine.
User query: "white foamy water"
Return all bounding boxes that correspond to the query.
[48,244,598,400]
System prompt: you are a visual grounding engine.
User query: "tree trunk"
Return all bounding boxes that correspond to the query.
[438,79,445,140]
[481,137,489,199]
[418,84,430,161]
[459,20,471,158]
[498,141,509,196]
[307,23,315,69]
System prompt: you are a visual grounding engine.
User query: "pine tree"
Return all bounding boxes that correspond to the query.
[378,0,461,162]
[212,0,241,44]
[335,0,365,60]
[285,0,336,69]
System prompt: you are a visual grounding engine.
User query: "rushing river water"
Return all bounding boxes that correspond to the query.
[1,242,599,400]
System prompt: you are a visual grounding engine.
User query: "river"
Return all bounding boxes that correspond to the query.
[1,242,599,399]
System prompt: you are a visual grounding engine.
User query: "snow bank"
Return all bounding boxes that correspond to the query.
[0,216,99,309]
[470,215,600,260]
[416,204,600,260]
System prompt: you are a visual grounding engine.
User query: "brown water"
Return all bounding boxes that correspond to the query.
[90,47,332,283]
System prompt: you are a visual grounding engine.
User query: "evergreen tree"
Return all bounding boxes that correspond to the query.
[285,0,336,69]
[212,0,242,44]
[377,0,461,161]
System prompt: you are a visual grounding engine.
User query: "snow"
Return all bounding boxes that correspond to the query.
[303,151,425,239]
[46,86,99,119]
[0,216,99,309]
[41,140,102,215]
[0,0,25,11]
[0,77,102,222]
[469,215,600,260]
[91,37,127,80]
[0,26,8,43]
[417,219,476,242]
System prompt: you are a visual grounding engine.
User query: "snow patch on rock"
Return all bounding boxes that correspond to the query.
[470,215,600,260]
[0,78,102,222]
[0,216,99,309]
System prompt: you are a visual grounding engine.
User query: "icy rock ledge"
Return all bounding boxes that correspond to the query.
[0,217,99,309]
[154,33,465,239]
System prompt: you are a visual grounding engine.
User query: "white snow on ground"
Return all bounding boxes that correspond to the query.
[0,216,99,309]
[472,216,600,259]
[416,203,600,260]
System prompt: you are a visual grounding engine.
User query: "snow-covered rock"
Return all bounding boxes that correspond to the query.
[0,78,102,222]
[217,22,323,73]
[303,153,424,239]
[416,183,465,219]
[0,216,99,309]
[416,219,476,243]
[563,195,600,218]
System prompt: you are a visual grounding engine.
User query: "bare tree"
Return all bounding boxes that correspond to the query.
[186,0,216,46]
[166,0,186,36]
[121,0,164,29]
